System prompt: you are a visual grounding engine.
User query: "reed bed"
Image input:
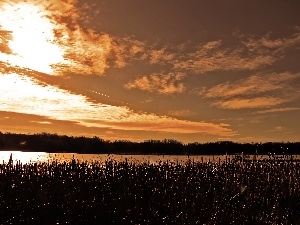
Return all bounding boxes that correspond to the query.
[0,158,300,224]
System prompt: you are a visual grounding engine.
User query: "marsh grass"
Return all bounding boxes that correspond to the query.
[0,158,300,224]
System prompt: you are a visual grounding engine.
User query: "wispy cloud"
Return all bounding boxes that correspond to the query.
[197,72,300,109]
[174,32,300,74]
[167,110,193,117]
[125,72,185,95]
[266,126,293,134]
[40,0,113,75]
[0,29,12,54]
[203,72,299,98]
[0,72,236,137]
[0,1,73,74]
[2,0,300,80]
[30,121,52,125]
[212,97,288,109]
[147,48,176,65]
[0,0,172,77]
[124,31,300,95]
[255,107,300,114]
[108,37,146,68]
[0,0,125,76]
[240,31,300,53]
[269,126,286,132]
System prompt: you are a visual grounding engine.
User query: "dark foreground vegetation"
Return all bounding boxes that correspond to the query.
[1,158,300,224]
[0,132,299,155]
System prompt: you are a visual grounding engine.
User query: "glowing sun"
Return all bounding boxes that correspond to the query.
[0,3,66,74]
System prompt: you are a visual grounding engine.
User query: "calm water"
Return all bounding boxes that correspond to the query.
[0,150,236,164]
[1,151,299,164]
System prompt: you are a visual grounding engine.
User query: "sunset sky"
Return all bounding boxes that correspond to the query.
[0,0,299,143]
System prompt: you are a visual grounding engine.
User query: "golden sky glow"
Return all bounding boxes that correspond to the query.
[0,72,235,137]
[0,0,300,143]
[0,2,66,74]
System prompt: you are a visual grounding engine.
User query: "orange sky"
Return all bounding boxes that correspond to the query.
[0,0,299,143]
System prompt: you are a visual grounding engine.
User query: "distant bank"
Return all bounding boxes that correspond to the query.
[0,132,299,155]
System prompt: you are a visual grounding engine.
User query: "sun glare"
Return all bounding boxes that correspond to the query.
[0,3,66,74]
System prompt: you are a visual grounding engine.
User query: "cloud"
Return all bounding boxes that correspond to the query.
[134,31,300,77]
[266,126,292,133]
[147,48,176,65]
[125,72,185,95]
[167,110,193,117]
[47,2,300,79]
[57,30,112,75]
[0,29,13,54]
[2,0,300,80]
[172,32,300,74]
[80,118,236,136]
[255,107,300,114]
[270,126,286,132]
[212,97,288,109]
[95,31,300,98]
[198,72,300,109]
[0,72,236,137]
[0,0,170,77]
[108,37,147,68]
[30,121,52,125]
[38,0,113,75]
[0,0,129,76]
[204,72,299,98]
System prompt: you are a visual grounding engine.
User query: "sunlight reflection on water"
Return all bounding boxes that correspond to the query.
[0,151,299,165]
[0,151,232,164]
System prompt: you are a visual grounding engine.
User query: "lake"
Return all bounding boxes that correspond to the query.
[0,150,230,164]
[1,150,299,164]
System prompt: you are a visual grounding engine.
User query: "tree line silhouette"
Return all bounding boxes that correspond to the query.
[0,132,299,155]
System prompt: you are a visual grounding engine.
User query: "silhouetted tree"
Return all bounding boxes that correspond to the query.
[0,132,299,155]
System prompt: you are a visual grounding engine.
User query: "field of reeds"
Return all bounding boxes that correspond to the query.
[0,158,300,224]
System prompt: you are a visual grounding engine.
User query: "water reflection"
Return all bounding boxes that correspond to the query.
[2,151,299,165]
[0,151,234,164]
